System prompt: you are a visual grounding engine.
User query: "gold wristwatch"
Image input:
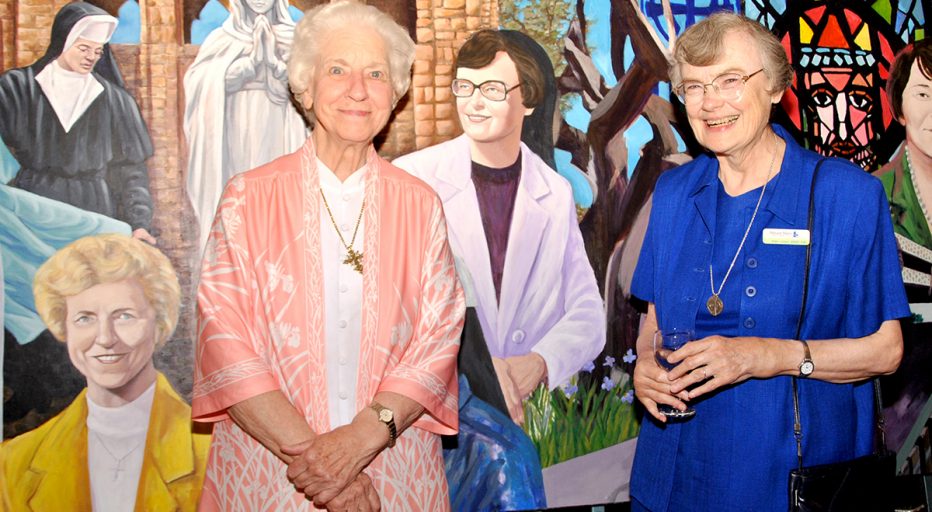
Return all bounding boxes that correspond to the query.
[370,402,397,448]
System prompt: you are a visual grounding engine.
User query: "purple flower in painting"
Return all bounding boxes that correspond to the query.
[622,348,637,364]
[601,376,615,391]
[603,355,615,367]
[562,384,578,397]
[621,390,634,404]
[581,360,595,373]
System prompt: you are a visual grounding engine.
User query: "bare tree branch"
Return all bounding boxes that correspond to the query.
[559,17,608,108]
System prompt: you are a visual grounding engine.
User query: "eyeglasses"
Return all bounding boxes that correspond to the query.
[75,44,104,59]
[451,79,522,102]
[675,69,765,103]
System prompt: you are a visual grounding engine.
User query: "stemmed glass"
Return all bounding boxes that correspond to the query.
[653,328,697,420]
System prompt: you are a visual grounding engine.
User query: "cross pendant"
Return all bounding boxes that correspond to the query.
[112,460,125,482]
[343,248,364,274]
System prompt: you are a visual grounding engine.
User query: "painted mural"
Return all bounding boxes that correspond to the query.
[1,234,210,510]
[183,0,307,253]
[1,0,930,509]
[1,2,146,443]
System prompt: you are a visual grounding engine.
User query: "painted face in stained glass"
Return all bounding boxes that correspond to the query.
[803,68,878,169]
[776,5,900,171]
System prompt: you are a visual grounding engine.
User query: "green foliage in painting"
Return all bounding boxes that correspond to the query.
[522,355,640,468]
[499,0,575,76]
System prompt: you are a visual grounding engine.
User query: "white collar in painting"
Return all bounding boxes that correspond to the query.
[35,60,104,133]
[85,378,156,437]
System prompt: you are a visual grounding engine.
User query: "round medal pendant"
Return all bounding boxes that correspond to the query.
[706,294,724,316]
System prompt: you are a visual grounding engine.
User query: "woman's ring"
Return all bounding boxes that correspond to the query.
[702,368,709,379]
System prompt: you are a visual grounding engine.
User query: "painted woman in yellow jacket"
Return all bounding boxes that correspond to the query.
[0,234,210,511]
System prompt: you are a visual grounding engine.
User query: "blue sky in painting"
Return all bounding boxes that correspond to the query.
[112,1,140,44]
[556,0,756,206]
[552,0,614,207]
[556,0,683,207]
[190,1,305,45]
[191,0,229,45]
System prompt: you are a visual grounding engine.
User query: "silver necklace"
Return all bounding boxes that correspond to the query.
[905,147,932,233]
[707,137,779,316]
[91,430,144,482]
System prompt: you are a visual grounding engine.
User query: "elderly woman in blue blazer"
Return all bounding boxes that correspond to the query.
[629,13,908,511]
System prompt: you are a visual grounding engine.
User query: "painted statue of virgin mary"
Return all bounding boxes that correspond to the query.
[183,0,308,254]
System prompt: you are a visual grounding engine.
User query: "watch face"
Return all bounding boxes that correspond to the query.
[800,361,814,375]
[379,409,393,422]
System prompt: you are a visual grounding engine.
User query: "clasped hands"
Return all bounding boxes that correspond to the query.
[492,352,547,425]
[282,421,382,511]
[633,335,775,422]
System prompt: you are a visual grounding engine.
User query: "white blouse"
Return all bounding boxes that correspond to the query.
[86,381,155,512]
[317,158,365,430]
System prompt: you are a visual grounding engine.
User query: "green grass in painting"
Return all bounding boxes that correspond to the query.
[522,359,641,468]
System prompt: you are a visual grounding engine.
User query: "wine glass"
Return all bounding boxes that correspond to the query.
[653,328,697,420]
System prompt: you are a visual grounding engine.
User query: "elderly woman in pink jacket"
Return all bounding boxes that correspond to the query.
[192,2,465,511]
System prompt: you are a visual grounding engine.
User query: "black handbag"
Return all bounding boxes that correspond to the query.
[787,385,896,511]
[787,159,896,512]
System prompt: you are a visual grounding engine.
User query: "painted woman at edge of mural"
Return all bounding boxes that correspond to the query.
[875,38,932,250]
[872,38,932,454]
[0,234,210,512]
[184,0,308,254]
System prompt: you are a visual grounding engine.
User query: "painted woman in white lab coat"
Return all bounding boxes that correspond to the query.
[396,30,605,423]
[395,29,605,510]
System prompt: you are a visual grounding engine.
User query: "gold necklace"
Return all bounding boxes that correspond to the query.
[707,137,779,316]
[320,189,366,274]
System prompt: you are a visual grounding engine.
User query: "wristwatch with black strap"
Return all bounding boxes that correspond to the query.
[370,402,397,448]
[798,339,814,377]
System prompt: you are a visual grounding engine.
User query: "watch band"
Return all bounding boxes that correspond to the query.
[370,402,397,448]
[798,339,814,377]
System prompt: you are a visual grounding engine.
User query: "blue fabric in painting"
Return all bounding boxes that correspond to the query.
[1,184,130,343]
[0,136,16,184]
[629,124,909,512]
[444,376,546,512]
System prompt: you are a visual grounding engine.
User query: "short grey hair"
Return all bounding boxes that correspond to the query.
[670,12,793,94]
[287,0,415,104]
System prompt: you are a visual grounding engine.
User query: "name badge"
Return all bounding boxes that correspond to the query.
[762,228,810,245]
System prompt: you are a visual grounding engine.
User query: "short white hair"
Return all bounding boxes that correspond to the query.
[287,0,415,104]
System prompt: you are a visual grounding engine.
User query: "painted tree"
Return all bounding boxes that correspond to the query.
[500,0,575,76]
[556,0,687,367]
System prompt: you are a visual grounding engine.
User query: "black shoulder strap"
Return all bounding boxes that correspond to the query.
[792,157,825,470]
[791,157,887,470]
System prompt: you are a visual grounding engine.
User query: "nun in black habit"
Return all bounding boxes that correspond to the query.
[0,2,154,238]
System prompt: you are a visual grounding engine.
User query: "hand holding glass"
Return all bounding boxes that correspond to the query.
[653,329,697,419]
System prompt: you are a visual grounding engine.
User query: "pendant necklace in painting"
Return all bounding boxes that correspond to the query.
[92,431,144,482]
